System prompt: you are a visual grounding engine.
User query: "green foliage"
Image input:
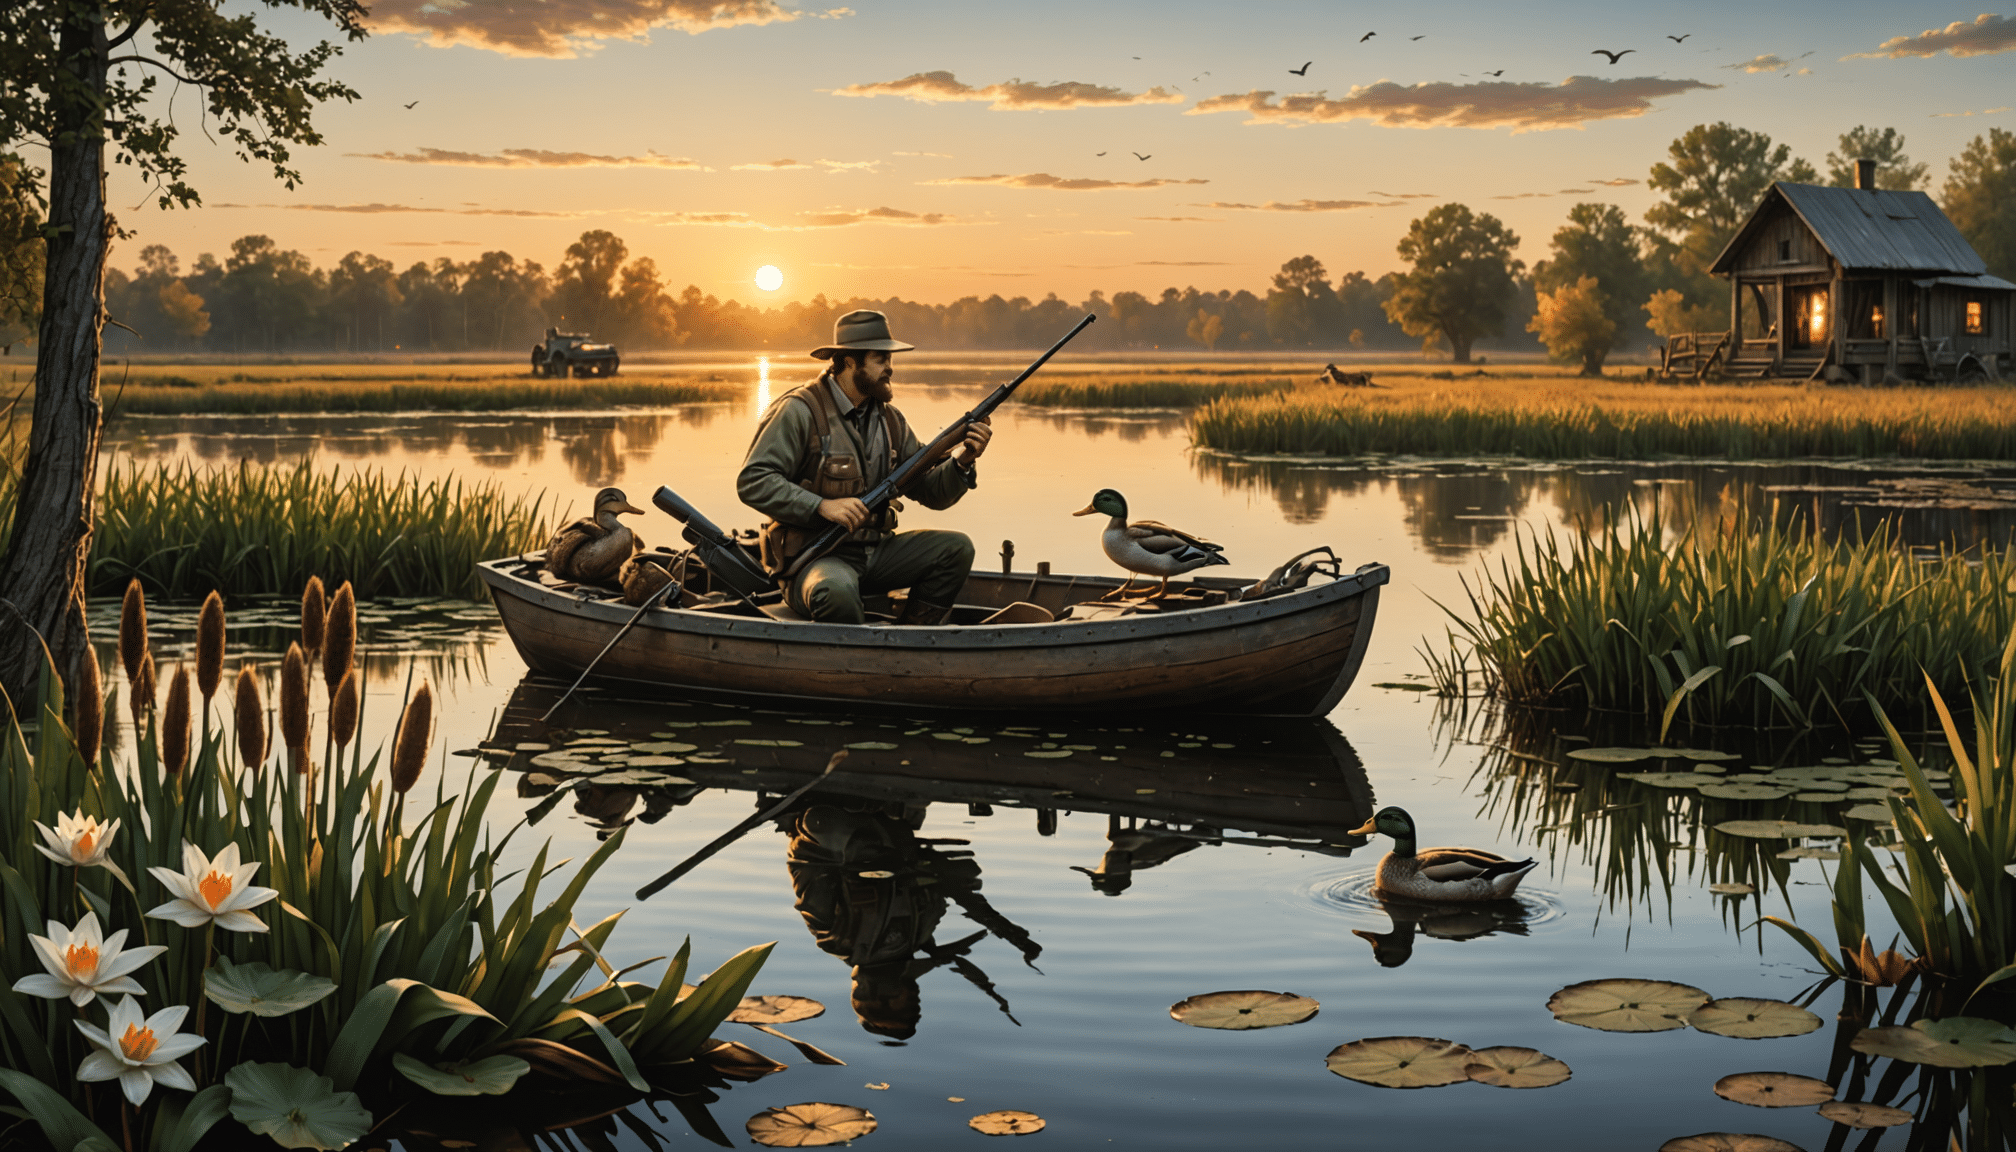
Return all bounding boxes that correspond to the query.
[0,154,39,355]
[1533,203,1649,358]
[1016,375,1292,408]
[1382,204,1524,363]
[1825,125,1929,191]
[1942,128,2016,280]
[101,373,739,416]
[1526,276,1617,376]
[1643,122,1816,324]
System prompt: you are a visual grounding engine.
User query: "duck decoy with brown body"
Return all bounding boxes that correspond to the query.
[1351,807,1535,901]
[546,487,645,585]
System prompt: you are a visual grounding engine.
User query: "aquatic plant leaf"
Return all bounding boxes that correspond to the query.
[624,756,688,768]
[632,742,697,754]
[1842,788,1900,800]
[1023,750,1073,759]
[845,742,899,750]
[1776,847,1840,860]
[530,752,591,769]
[1617,772,1719,788]
[1546,979,1708,1032]
[1700,784,1797,800]
[1708,883,1755,896]
[1566,747,1654,763]
[590,769,693,786]
[1169,990,1319,1030]
[729,995,826,1025]
[1659,748,1742,762]
[1657,1134,1805,1152]
[1815,1101,1913,1128]
[969,1110,1047,1136]
[391,1053,529,1096]
[1713,1072,1834,1107]
[735,739,802,748]
[1793,793,1849,803]
[1323,1036,1476,1088]
[1787,779,1849,792]
[1690,999,1822,1040]
[224,1063,373,1151]
[205,958,338,1017]
[1463,1046,1571,1088]
[745,1103,878,1148]
[1851,1018,2016,1067]
[1714,821,1846,839]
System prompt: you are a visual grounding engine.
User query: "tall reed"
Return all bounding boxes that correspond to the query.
[300,575,326,656]
[1017,375,1293,408]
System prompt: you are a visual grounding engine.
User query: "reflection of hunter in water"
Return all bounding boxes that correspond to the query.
[782,799,1041,1040]
[1071,815,1217,895]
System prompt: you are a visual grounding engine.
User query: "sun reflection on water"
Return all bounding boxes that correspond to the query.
[755,355,770,416]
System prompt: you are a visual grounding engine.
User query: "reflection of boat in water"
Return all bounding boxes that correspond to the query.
[477,555,1388,716]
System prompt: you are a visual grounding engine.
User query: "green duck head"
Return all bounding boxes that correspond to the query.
[594,487,644,516]
[1349,806,1418,856]
[1072,488,1128,519]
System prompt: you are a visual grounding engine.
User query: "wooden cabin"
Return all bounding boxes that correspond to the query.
[1671,160,2013,382]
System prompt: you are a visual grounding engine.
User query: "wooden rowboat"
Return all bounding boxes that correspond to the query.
[477,555,1389,717]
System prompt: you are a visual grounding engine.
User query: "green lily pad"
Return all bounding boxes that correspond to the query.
[1324,1036,1476,1088]
[530,752,591,769]
[589,769,694,787]
[1843,804,1894,822]
[845,741,900,750]
[1714,821,1846,839]
[625,755,687,768]
[225,1063,374,1151]
[1787,779,1849,793]
[1169,990,1319,1030]
[1815,1101,1913,1128]
[1566,747,1655,763]
[735,739,803,747]
[729,995,826,1025]
[1712,1071,1834,1107]
[1463,1046,1571,1089]
[1656,748,1743,762]
[632,742,697,754]
[392,1053,530,1096]
[1690,999,1823,1039]
[1851,1018,2016,1068]
[1617,773,1719,788]
[1024,750,1073,759]
[1700,784,1798,800]
[1546,979,1709,1032]
[1842,788,1901,800]
[1657,1136,1803,1152]
[205,958,337,1018]
[1792,793,1848,803]
[746,1102,878,1148]
[1776,847,1841,860]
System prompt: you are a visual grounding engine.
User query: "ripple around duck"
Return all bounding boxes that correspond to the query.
[1298,868,1570,930]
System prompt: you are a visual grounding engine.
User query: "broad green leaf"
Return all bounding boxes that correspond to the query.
[206,957,338,1017]
[391,1053,530,1096]
[225,1063,373,1151]
[0,1069,118,1151]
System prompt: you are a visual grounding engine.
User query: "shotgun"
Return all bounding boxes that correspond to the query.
[652,485,775,604]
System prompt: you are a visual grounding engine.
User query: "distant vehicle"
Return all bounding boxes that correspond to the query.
[531,328,620,378]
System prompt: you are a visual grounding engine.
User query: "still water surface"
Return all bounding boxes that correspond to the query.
[100,361,2016,1149]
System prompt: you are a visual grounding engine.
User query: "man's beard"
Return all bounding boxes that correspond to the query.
[861,372,894,404]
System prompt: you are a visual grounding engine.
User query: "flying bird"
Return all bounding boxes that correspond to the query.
[1410,35,1425,40]
[1360,31,1375,41]
[1484,69,1504,76]
[1096,151,1107,156]
[1133,152,1152,161]
[1591,48,1635,63]
[1667,34,1690,43]
[403,100,419,109]
[1289,61,1311,75]
[1192,72,1210,80]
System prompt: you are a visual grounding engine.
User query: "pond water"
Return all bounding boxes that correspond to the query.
[96,360,2016,1150]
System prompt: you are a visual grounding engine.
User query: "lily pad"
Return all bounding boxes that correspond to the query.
[225,1063,374,1151]
[1842,788,1901,800]
[1658,1135,1805,1152]
[1708,883,1756,896]
[1546,979,1709,1032]
[1169,990,1319,1030]
[588,769,685,787]
[1776,847,1841,860]
[1714,821,1847,839]
[392,1053,530,1096]
[845,742,899,751]
[1463,1046,1571,1089]
[1023,750,1073,759]
[1815,1101,1913,1128]
[1713,1072,1834,1107]
[625,755,688,768]
[1786,779,1849,793]
[1323,1036,1476,1088]
[746,1103,878,1148]
[632,741,698,754]
[1850,1018,2016,1068]
[1691,999,1823,1039]
[1658,748,1744,762]
[530,752,591,769]
[1618,773,1720,788]
[969,1111,1046,1136]
[205,958,337,1018]
[1700,784,1797,800]
[735,739,803,748]
[1567,747,1655,763]
[1843,804,1895,822]
[729,995,826,1025]
[1793,793,1850,803]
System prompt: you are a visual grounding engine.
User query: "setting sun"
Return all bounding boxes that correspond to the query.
[755,265,783,292]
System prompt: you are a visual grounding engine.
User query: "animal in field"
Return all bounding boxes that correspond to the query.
[545,487,645,585]
[1317,363,1374,387]
[1073,488,1228,599]
[1590,48,1635,63]
[1351,807,1537,901]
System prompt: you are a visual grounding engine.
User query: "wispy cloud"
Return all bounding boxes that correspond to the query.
[1933,105,2013,117]
[1724,52,1812,73]
[834,71,1184,111]
[1587,177,1640,187]
[1187,76,1716,132]
[893,150,955,158]
[798,206,958,227]
[816,159,881,172]
[925,173,1208,191]
[732,158,810,170]
[1490,192,1552,200]
[367,0,852,58]
[1045,229,1135,236]
[641,206,968,229]
[349,147,708,170]
[1137,215,1219,222]
[1192,198,1385,212]
[1369,191,1437,199]
[212,201,580,217]
[1850,13,2016,59]
[1558,187,1595,194]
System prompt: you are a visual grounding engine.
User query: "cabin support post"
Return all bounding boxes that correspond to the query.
[1830,272,1845,377]
[1729,277,1741,357]
[1772,277,1786,373]
[1883,275,1899,381]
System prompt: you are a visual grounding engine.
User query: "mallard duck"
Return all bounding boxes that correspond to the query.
[1072,488,1228,599]
[1350,807,1535,902]
[545,487,644,585]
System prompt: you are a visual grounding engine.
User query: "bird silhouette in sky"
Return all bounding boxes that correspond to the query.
[1192,71,1209,80]
[1410,35,1425,40]
[1096,151,1107,156]
[403,100,419,109]
[1289,61,1311,75]
[1133,152,1152,161]
[1667,34,1690,43]
[1484,69,1504,76]
[1590,48,1635,63]
[1360,31,1375,42]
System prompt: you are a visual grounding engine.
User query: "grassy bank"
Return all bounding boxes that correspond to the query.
[1015,374,1292,408]
[98,368,742,415]
[1191,376,2016,460]
[1428,515,2016,729]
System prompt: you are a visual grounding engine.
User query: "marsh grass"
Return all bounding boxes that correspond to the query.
[1015,374,1292,408]
[1192,377,2016,460]
[102,367,740,416]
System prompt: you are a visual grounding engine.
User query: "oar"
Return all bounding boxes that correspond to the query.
[636,750,848,900]
[540,568,681,722]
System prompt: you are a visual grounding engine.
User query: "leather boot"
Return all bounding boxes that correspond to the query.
[895,596,954,626]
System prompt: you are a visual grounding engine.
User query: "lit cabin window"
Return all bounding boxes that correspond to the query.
[1870,305,1884,338]
[1965,300,1985,335]
[1809,293,1828,342]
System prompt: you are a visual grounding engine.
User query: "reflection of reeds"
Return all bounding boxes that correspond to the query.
[1017,376,1292,408]
[97,373,740,416]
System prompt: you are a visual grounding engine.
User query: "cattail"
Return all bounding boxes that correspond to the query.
[300,576,327,657]
[279,642,310,757]
[162,666,191,776]
[323,582,355,697]
[196,591,226,703]
[389,682,433,795]
[234,664,266,766]
[130,650,156,727]
[330,667,359,752]
[72,643,103,766]
[118,579,148,688]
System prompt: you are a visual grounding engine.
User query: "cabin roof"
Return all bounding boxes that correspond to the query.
[1912,272,2016,292]
[1710,182,1987,277]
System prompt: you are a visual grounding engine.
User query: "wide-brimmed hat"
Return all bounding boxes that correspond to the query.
[810,309,915,360]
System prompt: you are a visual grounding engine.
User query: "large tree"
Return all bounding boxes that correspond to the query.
[548,230,628,339]
[0,0,363,707]
[1643,123,1815,327]
[1942,128,2016,279]
[1264,255,1342,347]
[1533,202,1650,365]
[1824,125,1929,191]
[1383,204,1523,364]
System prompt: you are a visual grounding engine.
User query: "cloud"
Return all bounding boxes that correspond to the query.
[926,172,1207,191]
[833,71,1184,111]
[1851,13,2016,59]
[893,150,954,158]
[733,158,810,170]
[1587,177,1640,187]
[212,201,580,217]
[1933,105,2013,117]
[349,147,708,170]
[1186,75,1717,132]
[642,206,966,229]
[367,0,852,58]
[816,159,880,172]
[1490,192,1552,200]
[1727,54,1790,72]
[1043,229,1134,235]
[1138,260,1236,266]
[1369,190,1437,199]
[1558,187,1594,194]
[797,206,957,227]
[1137,215,1219,222]
[1192,198,1384,212]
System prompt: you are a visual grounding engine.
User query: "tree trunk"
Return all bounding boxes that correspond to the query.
[1448,331,1473,363]
[0,12,108,714]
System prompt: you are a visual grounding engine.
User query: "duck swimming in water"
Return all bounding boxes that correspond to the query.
[545,487,644,585]
[1073,488,1228,599]
[1350,807,1536,902]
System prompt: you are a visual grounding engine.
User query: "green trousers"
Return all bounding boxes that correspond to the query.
[786,529,976,624]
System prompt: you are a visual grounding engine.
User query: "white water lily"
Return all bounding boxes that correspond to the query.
[76,996,204,1105]
[33,811,119,868]
[146,841,278,933]
[13,912,166,1007]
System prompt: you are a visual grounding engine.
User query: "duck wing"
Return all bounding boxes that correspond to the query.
[1125,520,1225,554]
[1415,847,1533,882]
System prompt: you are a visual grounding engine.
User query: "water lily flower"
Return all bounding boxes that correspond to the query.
[76,996,203,1105]
[13,912,166,1007]
[33,811,119,868]
[146,842,278,933]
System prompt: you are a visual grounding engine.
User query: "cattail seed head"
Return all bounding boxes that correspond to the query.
[279,642,311,755]
[130,650,156,727]
[234,664,266,767]
[301,576,327,656]
[390,682,433,795]
[331,667,359,750]
[196,591,226,702]
[72,644,103,767]
[118,579,148,687]
[163,666,191,777]
[323,582,356,697]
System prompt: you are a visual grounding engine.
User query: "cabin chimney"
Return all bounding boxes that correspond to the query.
[1855,158,1878,190]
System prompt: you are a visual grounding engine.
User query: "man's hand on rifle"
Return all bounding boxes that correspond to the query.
[817,497,871,530]
[956,416,993,465]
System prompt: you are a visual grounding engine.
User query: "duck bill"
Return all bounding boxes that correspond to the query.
[1348,817,1378,836]
[1072,505,1099,517]
[615,501,645,515]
